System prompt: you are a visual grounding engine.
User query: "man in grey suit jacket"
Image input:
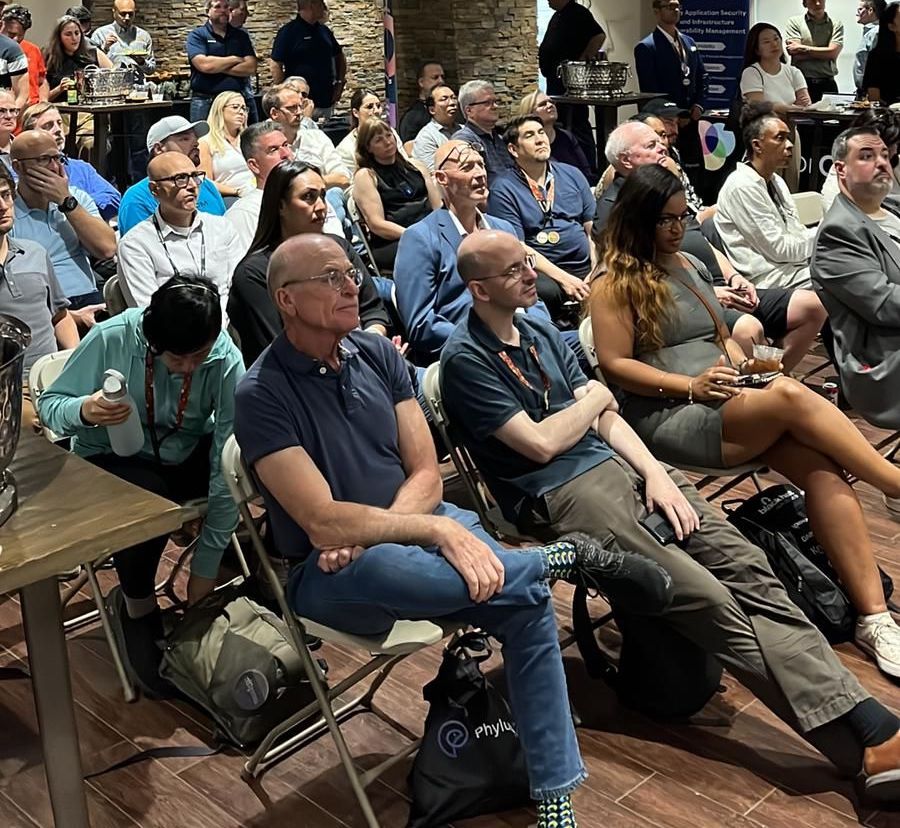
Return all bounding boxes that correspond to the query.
[812,125,900,430]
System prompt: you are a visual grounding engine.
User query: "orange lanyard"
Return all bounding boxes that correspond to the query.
[144,348,193,461]
[522,170,555,223]
[498,346,551,412]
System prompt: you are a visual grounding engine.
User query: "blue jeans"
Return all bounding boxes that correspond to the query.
[189,96,213,122]
[290,502,586,800]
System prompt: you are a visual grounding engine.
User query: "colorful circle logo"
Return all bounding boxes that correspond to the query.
[698,120,736,171]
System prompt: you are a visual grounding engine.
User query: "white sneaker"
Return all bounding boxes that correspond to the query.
[885,494,900,522]
[856,613,900,678]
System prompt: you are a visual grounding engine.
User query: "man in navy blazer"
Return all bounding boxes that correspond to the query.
[634,0,707,116]
[394,139,549,363]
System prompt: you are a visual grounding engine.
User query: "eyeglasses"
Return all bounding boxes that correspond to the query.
[278,103,303,114]
[656,211,692,229]
[151,170,206,189]
[473,253,537,283]
[437,141,485,170]
[17,152,67,167]
[225,103,248,113]
[0,107,19,117]
[468,98,498,108]
[281,267,364,292]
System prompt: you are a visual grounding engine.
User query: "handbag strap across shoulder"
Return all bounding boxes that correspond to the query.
[669,259,734,366]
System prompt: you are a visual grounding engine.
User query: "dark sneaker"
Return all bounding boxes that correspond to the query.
[557,532,674,615]
[107,586,173,699]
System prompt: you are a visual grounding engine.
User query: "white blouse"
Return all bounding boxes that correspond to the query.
[740,63,808,107]
[200,136,256,197]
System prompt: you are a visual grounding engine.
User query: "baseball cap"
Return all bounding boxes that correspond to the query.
[641,98,690,118]
[145,116,210,152]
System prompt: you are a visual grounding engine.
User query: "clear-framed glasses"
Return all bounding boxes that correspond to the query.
[152,170,206,189]
[656,211,692,230]
[17,152,67,167]
[0,107,19,117]
[226,103,249,113]
[282,267,364,292]
[475,253,537,283]
[437,140,485,170]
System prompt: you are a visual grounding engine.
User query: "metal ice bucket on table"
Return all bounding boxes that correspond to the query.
[558,60,631,98]
[75,66,134,103]
[0,316,30,527]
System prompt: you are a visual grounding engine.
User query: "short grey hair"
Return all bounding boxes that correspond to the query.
[605,122,651,169]
[240,120,285,161]
[458,80,493,112]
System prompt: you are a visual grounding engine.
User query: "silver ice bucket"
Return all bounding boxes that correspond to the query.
[0,316,30,527]
[76,65,134,102]
[558,60,631,98]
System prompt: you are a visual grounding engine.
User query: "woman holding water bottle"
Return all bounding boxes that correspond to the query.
[37,275,244,697]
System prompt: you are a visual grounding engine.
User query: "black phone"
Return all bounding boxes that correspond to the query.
[731,370,781,388]
[639,510,678,546]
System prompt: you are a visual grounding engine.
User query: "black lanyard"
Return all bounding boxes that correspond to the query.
[152,214,206,280]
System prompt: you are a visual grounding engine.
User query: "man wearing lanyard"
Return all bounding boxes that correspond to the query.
[116,151,239,324]
[635,0,707,178]
[487,115,594,323]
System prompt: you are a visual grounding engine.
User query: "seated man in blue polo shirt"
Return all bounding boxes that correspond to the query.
[186,0,257,122]
[233,232,672,828]
[488,115,595,322]
[394,139,585,364]
[117,116,226,237]
[439,228,900,806]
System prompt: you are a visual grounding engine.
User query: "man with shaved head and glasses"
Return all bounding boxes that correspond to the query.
[116,151,239,323]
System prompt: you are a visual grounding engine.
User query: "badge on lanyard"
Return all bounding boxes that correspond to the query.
[536,231,549,244]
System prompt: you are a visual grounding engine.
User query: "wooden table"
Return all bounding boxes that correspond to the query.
[57,99,173,187]
[0,425,187,827]
[550,92,663,168]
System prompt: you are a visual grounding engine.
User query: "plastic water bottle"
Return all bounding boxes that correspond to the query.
[101,369,144,456]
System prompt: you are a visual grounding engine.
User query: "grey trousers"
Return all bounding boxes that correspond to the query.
[542,457,871,774]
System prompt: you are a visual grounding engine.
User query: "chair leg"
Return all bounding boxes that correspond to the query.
[60,568,89,607]
[85,563,136,703]
[155,540,196,607]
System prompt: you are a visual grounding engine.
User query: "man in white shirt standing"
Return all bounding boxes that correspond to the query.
[715,102,815,289]
[226,120,343,256]
[853,0,885,95]
[117,151,239,323]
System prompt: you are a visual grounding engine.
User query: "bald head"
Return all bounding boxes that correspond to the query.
[10,129,55,161]
[434,139,469,170]
[458,230,522,282]
[147,150,195,181]
[267,233,346,298]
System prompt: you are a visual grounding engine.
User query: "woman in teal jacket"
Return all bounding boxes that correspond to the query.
[38,274,244,694]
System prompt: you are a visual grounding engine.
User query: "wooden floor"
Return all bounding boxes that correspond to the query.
[5,366,900,827]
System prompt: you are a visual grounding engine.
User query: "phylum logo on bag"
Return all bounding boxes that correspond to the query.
[437,717,517,758]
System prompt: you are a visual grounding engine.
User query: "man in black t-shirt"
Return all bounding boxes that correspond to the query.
[538,0,606,175]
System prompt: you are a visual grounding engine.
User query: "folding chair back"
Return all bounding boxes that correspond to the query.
[29,349,75,443]
[578,316,606,383]
[343,189,384,277]
[103,275,128,316]
[221,435,445,823]
[791,191,824,226]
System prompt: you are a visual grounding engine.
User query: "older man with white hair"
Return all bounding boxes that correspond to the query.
[453,79,516,180]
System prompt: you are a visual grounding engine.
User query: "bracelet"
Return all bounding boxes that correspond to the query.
[688,379,694,405]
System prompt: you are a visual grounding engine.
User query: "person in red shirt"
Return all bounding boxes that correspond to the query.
[1,5,47,105]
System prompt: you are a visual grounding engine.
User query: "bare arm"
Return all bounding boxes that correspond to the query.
[353,168,407,239]
[224,54,257,78]
[414,159,443,209]
[190,54,242,74]
[388,397,443,514]
[492,383,617,464]
[38,77,49,102]
[66,204,117,259]
[51,309,79,350]
[268,59,285,84]
[96,50,113,69]
[580,32,607,59]
[10,73,27,111]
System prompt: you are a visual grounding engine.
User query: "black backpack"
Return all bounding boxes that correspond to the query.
[723,484,894,643]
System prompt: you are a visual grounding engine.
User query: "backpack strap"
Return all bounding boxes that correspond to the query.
[83,743,224,780]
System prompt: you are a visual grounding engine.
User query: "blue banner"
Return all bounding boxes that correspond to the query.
[679,0,750,109]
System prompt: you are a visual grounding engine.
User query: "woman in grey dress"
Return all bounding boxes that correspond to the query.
[589,164,900,677]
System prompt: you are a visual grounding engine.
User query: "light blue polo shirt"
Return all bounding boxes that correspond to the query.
[11,186,98,299]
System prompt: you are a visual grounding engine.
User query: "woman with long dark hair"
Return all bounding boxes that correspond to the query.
[228,160,390,365]
[352,117,441,272]
[37,275,244,694]
[863,3,900,104]
[589,163,900,677]
[43,14,111,102]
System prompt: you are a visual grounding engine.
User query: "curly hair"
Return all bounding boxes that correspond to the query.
[595,165,684,351]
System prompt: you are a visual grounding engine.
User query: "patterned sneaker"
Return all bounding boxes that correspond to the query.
[856,613,900,678]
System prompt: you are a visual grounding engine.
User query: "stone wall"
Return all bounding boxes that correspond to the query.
[87,0,537,114]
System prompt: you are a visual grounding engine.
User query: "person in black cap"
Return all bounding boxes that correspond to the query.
[538,0,607,176]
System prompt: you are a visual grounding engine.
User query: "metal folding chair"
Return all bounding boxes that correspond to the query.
[102,274,128,316]
[578,317,765,500]
[221,435,450,826]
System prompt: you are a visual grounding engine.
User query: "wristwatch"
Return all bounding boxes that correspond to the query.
[58,195,78,214]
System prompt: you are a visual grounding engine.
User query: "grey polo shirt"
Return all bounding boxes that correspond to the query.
[786,13,844,80]
[0,237,67,374]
